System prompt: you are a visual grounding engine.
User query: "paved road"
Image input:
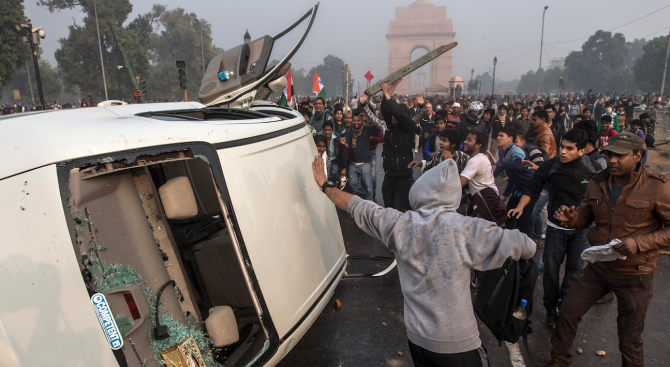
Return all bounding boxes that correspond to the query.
[278,146,670,366]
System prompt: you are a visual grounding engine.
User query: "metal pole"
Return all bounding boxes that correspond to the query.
[537,6,548,97]
[26,22,45,109]
[491,57,497,97]
[108,23,145,103]
[93,0,109,100]
[660,29,670,97]
[345,64,349,106]
[470,68,474,95]
[26,62,35,105]
[201,24,205,74]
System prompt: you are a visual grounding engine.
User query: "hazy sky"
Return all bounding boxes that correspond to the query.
[23,0,670,93]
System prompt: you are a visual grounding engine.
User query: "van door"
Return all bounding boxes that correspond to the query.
[216,124,346,338]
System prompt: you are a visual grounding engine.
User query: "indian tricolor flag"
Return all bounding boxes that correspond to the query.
[313,71,326,99]
[279,69,294,107]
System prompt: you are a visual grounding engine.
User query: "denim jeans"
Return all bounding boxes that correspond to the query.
[542,226,589,309]
[329,161,340,182]
[348,162,373,200]
[532,189,549,241]
[369,151,377,198]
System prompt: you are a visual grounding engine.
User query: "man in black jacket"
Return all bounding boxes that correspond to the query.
[546,104,565,149]
[508,129,598,327]
[358,78,423,211]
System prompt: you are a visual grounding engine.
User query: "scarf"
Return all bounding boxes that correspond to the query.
[351,125,363,151]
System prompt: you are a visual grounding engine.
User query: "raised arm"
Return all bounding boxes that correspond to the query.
[359,93,387,132]
[463,218,536,270]
[312,155,353,210]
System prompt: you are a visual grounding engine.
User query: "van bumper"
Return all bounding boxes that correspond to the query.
[264,259,347,366]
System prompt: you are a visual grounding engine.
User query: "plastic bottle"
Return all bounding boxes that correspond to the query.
[512,299,528,320]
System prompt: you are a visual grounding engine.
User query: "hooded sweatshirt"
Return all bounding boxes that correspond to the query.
[346,159,536,354]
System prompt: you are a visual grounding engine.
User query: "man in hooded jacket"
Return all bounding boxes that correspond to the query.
[311,155,536,367]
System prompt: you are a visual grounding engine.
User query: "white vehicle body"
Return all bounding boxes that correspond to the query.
[0,102,346,367]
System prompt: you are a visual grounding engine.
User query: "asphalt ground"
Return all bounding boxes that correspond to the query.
[277,146,670,366]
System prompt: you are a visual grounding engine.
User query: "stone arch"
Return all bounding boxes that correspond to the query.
[387,0,455,95]
[409,45,431,94]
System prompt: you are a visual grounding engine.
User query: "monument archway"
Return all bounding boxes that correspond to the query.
[387,0,455,96]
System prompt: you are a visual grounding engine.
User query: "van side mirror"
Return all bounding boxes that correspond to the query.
[159,176,198,220]
[205,306,239,347]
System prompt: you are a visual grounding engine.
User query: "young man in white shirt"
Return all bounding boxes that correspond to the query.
[459,130,508,287]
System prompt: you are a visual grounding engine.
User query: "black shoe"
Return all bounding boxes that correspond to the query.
[596,291,615,304]
[546,307,558,327]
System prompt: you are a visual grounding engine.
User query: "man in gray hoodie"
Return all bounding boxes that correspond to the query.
[312,154,536,366]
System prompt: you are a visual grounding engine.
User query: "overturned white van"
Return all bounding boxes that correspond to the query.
[0,5,351,365]
[0,98,347,366]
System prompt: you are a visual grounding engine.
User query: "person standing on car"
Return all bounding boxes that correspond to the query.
[543,133,670,367]
[310,152,535,367]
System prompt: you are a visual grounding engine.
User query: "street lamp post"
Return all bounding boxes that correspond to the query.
[491,56,497,97]
[660,28,670,97]
[537,6,549,97]
[244,30,251,44]
[17,20,45,108]
[200,22,205,74]
[470,68,474,95]
[93,0,109,101]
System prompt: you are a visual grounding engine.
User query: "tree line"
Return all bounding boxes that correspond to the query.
[516,30,667,95]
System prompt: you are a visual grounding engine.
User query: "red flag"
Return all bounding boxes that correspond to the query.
[364,71,374,84]
[286,69,292,103]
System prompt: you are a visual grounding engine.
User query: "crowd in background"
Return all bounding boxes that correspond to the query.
[306,84,669,367]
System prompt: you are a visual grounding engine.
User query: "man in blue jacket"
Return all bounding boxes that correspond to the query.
[487,126,535,235]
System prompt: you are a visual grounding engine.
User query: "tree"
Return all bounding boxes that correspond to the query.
[290,67,311,96]
[633,35,670,93]
[563,30,628,92]
[146,7,218,101]
[516,69,538,94]
[307,55,353,98]
[6,60,61,104]
[0,0,32,99]
[39,0,141,100]
[626,38,647,69]
[475,72,493,95]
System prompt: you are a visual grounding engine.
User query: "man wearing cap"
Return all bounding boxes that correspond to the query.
[543,132,670,367]
[448,102,462,121]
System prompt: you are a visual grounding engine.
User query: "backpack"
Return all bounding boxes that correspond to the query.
[474,258,537,346]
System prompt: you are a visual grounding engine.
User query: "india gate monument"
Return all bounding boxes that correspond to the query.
[387,0,455,96]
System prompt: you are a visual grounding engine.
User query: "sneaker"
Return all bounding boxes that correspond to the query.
[545,307,558,327]
[596,290,615,304]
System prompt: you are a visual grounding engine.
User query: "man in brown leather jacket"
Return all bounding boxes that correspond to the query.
[542,133,670,367]
[532,110,557,158]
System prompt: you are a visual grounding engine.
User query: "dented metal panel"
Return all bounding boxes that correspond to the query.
[216,124,347,337]
[0,165,118,367]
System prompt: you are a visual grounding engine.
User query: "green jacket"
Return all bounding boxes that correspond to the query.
[598,111,619,132]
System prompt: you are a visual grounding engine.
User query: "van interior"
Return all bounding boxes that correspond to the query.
[64,149,268,367]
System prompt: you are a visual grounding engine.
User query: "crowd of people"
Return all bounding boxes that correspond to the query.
[307,81,669,367]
